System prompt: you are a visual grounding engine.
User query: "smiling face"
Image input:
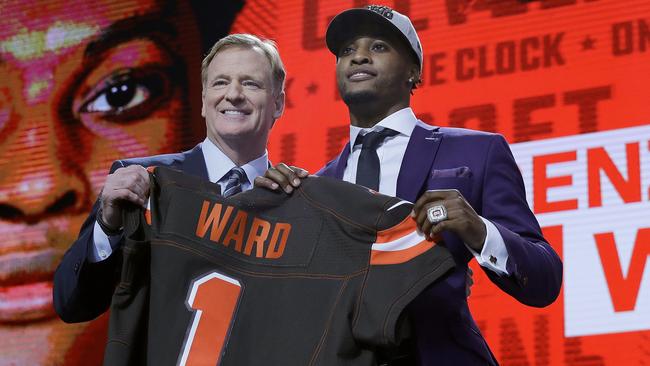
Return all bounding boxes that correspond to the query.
[335,32,418,115]
[0,0,203,363]
[201,46,284,161]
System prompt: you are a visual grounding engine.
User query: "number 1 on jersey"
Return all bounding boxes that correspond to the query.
[177,272,242,366]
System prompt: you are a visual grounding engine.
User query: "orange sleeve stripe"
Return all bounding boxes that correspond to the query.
[375,216,418,244]
[370,240,434,265]
[145,209,151,225]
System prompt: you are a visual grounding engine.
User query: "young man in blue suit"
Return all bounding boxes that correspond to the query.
[53,34,286,323]
[256,5,563,365]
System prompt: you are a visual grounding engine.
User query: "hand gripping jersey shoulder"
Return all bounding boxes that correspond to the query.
[103,167,455,366]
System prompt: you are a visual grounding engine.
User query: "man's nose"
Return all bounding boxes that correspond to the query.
[224,82,245,104]
[0,105,90,224]
[351,49,371,65]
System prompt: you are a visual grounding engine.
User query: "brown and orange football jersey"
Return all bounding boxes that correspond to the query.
[104,166,454,366]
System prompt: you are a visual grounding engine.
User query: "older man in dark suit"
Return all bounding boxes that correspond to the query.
[54,33,286,323]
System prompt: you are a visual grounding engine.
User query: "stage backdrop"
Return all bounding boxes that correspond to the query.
[1,0,648,364]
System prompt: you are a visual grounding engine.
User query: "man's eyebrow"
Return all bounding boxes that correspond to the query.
[84,14,178,60]
[210,73,266,82]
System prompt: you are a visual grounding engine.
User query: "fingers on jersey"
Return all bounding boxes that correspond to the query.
[260,163,309,193]
[411,189,462,216]
[413,189,487,250]
[413,190,468,240]
[253,175,279,191]
[104,165,150,205]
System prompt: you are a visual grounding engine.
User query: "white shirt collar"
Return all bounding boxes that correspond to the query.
[349,107,419,152]
[201,137,269,184]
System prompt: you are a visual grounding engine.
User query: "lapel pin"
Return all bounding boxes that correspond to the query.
[425,132,440,141]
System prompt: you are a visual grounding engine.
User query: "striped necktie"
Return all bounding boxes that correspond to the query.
[222,167,247,197]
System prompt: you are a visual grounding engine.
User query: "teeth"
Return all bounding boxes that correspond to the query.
[223,110,244,115]
[350,72,372,79]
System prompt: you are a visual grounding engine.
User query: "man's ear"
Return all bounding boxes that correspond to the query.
[409,66,421,85]
[200,89,206,118]
[272,90,286,120]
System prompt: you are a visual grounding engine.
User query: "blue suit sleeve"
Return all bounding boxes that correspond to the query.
[479,135,563,307]
[53,161,125,323]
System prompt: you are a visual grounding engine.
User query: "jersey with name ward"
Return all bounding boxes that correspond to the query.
[103,167,455,366]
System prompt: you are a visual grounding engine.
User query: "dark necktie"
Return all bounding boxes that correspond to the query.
[354,128,399,191]
[222,167,247,197]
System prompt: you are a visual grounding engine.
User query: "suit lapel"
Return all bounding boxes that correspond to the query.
[180,143,210,181]
[319,143,351,179]
[396,126,443,202]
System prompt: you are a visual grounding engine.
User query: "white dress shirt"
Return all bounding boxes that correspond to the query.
[343,107,510,275]
[89,138,269,262]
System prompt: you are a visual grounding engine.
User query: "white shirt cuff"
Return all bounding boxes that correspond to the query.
[465,217,510,276]
[89,221,122,263]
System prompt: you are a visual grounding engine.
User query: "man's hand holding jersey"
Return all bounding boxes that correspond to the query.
[254,162,309,194]
[99,165,150,232]
[411,189,487,252]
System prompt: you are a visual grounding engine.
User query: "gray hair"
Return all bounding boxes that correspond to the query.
[201,33,286,94]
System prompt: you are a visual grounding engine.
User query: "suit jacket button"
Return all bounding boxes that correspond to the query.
[74,261,80,273]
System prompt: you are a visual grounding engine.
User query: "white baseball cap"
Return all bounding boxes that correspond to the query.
[325,5,423,71]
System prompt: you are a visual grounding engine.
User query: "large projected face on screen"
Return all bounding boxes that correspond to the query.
[0,1,207,363]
